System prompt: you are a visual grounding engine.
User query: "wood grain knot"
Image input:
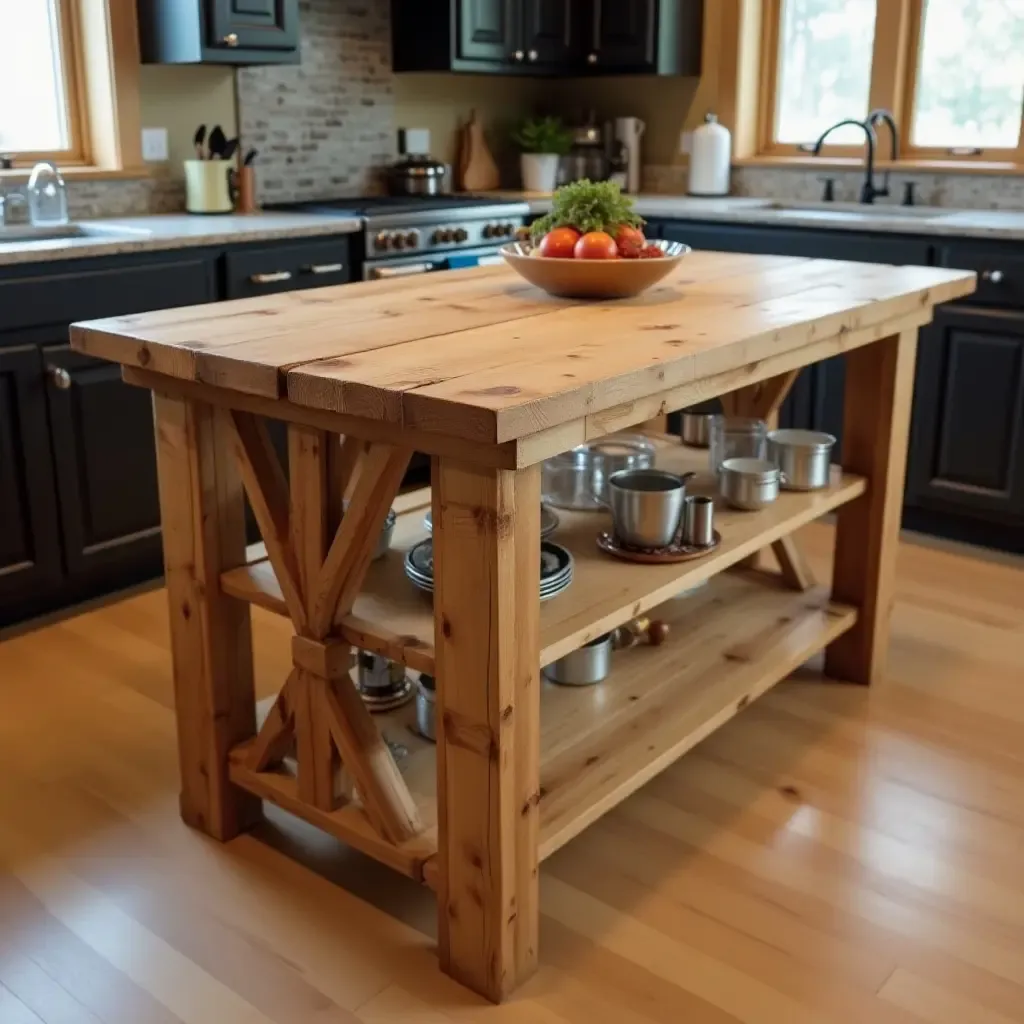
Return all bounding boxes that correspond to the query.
[137,346,151,366]
[470,385,520,396]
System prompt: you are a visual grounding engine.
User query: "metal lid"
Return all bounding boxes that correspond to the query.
[390,155,447,178]
[767,428,837,453]
[721,457,780,483]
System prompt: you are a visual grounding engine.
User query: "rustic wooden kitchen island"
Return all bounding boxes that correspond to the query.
[73,252,974,1003]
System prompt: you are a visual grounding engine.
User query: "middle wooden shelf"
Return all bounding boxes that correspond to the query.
[221,440,867,673]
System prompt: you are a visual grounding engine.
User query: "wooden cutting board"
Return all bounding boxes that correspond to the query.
[460,110,500,192]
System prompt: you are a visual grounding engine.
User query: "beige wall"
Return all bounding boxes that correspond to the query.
[138,65,237,173]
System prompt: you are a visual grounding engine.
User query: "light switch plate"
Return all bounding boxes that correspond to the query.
[142,127,169,162]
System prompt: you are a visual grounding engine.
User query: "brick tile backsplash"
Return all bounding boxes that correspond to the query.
[237,0,395,204]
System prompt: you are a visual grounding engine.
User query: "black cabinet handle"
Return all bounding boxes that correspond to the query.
[46,365,72,390]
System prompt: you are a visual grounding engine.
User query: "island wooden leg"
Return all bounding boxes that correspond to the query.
[826,330,918,684]
[153,394,260,839]
[431,458,541,1002]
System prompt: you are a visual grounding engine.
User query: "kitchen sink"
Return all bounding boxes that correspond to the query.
[0,222,152,245]
[768,202,950,221]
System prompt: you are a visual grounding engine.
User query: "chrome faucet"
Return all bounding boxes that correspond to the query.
[812,117,887,204]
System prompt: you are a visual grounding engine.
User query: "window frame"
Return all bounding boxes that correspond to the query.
[5,0,92,167]
[757,0,1024,166]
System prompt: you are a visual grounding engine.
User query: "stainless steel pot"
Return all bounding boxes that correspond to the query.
[719,458,781,510]
[542,435,655,510]
[386,155,451,196]
[416,674,436,741]
[543,633,612,685]
[767,429,836,491]
[680,412,714,448]
[608,468,694,548]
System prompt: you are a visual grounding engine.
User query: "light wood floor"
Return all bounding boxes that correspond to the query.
[1,523,1023,1024]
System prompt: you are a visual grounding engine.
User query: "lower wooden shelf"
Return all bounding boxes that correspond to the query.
[231,569,855,879]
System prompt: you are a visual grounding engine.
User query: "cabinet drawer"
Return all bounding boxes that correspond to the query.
[937,241,1024,311]
[224,237,352,299]
[0,256,216,333]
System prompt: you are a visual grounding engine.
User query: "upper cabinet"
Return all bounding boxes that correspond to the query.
[391,0,701,76]
[138,0,301,65]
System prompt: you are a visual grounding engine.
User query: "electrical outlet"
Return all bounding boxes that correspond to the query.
[141,127,169,162]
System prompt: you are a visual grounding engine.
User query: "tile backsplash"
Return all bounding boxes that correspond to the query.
[67,176,185,220]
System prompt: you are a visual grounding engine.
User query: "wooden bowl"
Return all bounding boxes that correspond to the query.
[500,239,691,300]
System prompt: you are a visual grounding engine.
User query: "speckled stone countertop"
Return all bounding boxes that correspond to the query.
[0,212,363,267]
[504,191,1024,241]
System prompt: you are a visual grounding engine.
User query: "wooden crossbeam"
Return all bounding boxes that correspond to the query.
[247,671,298,772]
[227,411,308,632]
[773,535,817,591]
[310,443,412,638]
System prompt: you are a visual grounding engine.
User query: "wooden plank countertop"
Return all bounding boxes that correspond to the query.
[71,252,975,450]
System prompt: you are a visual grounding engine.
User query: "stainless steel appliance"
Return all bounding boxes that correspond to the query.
[272,195,529,281]
[563,117,607,184]
[386,154,451,196]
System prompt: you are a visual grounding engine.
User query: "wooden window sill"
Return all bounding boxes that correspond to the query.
[0,165,156,183]
[734,155,1024,177]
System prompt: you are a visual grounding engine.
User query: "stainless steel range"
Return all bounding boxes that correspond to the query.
[274,195,530,281]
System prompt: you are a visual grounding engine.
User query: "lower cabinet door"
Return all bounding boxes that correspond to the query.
[0,346,62,621]
[43,344,164,591]
[907,305,1024,521]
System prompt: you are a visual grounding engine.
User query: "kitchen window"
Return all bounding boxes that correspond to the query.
[759,0,1024,164]
[0,0,88,164]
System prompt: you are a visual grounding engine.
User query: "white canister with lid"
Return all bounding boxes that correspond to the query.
[688,113,731,197]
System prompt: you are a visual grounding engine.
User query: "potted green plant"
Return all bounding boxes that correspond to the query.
[512,116,571,194]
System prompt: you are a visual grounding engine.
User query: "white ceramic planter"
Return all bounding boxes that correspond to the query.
[520,152,560,193]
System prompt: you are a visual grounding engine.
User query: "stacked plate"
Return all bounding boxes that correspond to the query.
[404,539,574,602]
[423,503,560,538]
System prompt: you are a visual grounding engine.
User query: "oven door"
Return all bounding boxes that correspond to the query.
[363,244,505,281]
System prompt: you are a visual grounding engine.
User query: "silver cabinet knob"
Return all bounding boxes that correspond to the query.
[47,365,71,390]
[982,269,1004,283]
[513,50,524,61]
[528,49,538,61]
[587,52,598,64]
[223,32,239,47]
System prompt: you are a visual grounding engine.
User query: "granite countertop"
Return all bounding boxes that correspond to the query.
[503,191,1024,241]
[0,212,363,266]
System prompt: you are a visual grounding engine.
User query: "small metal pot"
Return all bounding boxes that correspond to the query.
[608,468,694,548]
[373,507,397,560]
[386,155,451,196]
[720,458,781,510]
[680,412,714,448]
[767,429,836,491]
[416,674,436,741]
[543,633,612,686]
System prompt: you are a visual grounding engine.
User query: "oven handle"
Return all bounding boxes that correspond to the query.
[369,262,435,279]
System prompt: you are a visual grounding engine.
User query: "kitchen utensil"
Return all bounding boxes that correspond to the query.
[680,411,714,448]
[184,159,232,214]
[221,137,239,162]
[423,503,559,538]
[542,436,655,511]
[563,113,607,183]
[688,112,731,197]
[193,124,207,159]
[719,457,781,510]
[416,674,436,741]
[596,529,721,564]
[207,125,227,160]
[460,110,500,192]
[243,148,258,166]
[355,650,415,711]
[543,633,612,686]
[767,428,836,490]
[681,494,715,547]
[612,117,646,194]
[709,415,767,474]
[607,468,694,549]
[386,154,451,196]
[501,239,690,300]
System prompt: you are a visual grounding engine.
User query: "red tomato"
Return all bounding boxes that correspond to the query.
[538,227,581,258]
[614,224,646,254]
[574,231,619,260]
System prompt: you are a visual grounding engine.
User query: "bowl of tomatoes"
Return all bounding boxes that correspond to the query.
[500,180,690,300]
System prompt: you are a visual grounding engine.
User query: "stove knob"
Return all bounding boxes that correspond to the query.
[375,231,391,251]
[405,230,420,248]
[442,227,455,242]
[502,222,515,236]
[392,233,407,250]
[453,228,469,242]
[483,224,496,239]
